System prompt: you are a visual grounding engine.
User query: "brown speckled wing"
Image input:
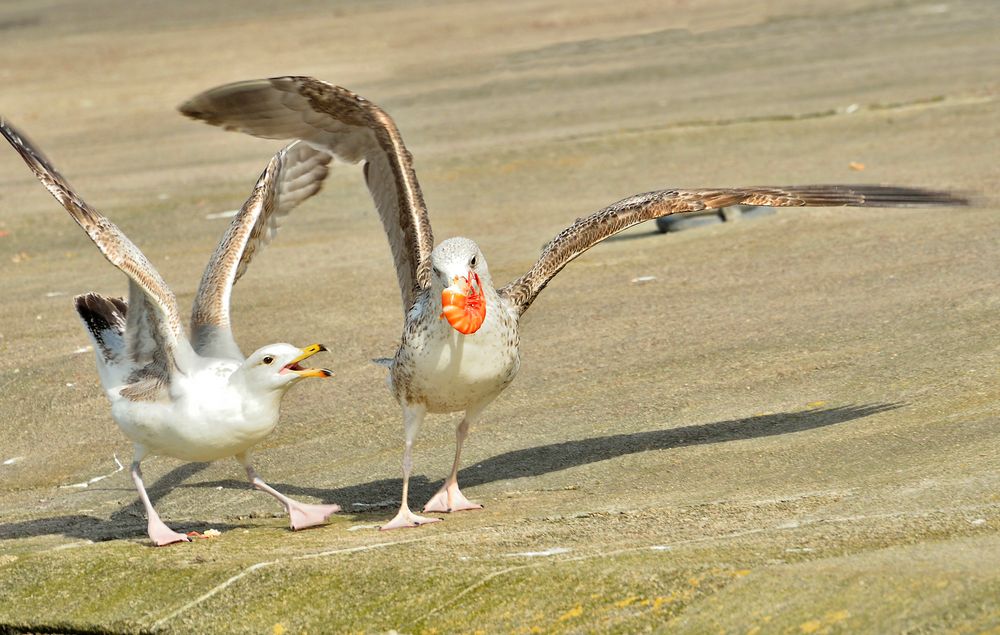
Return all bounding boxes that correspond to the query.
[180,76,435,313]
[0,119,195,400]
[189,141,331,360]
[499,185,968,315]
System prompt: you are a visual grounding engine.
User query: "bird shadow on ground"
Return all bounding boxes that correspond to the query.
[0,403,899,541]
[194,402,902,511]
[0,462,248,542]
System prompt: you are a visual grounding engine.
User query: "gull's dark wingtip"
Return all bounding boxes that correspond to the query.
[789,184,972,208]
[869,185,970,208]
[0,116,19,145]
[177,98,208,123]
[0,118,47,170]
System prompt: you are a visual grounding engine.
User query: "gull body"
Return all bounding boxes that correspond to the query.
[393,263,519,414]
[1,120,338,545]
[109,350,292,462]
[181,76,968,530]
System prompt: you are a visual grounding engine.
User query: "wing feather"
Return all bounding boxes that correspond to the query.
[189,141,331,359]
[500,185,968,314]
[1,119,194,399]
[180,76,434,312]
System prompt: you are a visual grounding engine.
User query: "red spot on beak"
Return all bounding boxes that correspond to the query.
[440,270,486,334]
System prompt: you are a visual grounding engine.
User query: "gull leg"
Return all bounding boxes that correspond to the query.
[423,410,483,513]
[381,404,440,530]
[130,449,189,546]
[237,453,340,530]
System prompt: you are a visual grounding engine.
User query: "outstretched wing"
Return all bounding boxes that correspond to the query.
[1,119,195,400]
[180,76,434,313]
[189,141,331,360]
[499,185,968,315]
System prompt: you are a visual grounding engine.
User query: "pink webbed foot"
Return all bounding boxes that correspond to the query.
[287,501,341,530]
[379,507,442,531]
[423,482,483,513]
[147,518,190,547]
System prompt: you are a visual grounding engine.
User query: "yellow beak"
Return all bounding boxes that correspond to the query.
[281,344,333,378]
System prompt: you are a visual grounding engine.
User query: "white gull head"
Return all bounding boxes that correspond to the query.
[430,237,493,290]
[232,343,331,393]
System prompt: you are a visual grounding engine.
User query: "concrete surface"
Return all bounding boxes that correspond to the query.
[0,0,997,632]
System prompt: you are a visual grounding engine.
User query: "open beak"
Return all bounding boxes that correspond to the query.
[440,271,486,335]
[280,344,333,378]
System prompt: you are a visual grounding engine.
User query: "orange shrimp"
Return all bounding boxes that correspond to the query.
[440,271,486,334]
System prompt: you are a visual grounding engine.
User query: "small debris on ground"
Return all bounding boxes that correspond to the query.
[185,529,220,539]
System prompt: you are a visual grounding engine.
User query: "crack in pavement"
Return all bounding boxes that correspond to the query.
[149,537,433,632]
[567,92,997,144]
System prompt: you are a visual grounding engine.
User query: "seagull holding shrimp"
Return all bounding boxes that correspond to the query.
[180,76,967,529]
[1,120,340,544]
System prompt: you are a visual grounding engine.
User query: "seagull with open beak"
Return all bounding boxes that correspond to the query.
[1,119,340,545]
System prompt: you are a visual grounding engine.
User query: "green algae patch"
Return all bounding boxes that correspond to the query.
[0,539,248,632]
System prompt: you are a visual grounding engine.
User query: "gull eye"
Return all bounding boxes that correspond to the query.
[262,356,275,365]
[470,256,478,268]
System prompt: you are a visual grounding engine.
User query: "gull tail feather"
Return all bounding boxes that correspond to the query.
[75,293,130,392]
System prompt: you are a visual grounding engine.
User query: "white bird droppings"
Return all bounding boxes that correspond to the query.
[58,455,124,489]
